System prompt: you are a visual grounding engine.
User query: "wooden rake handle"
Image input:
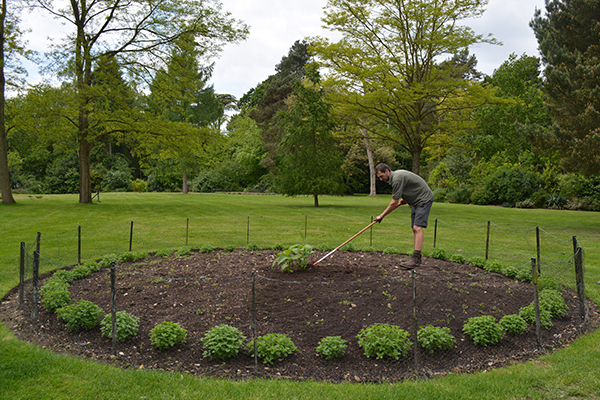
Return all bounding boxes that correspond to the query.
[313,220,378,266]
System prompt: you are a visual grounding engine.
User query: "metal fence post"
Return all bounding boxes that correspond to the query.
[19,242,25,309]
[129,221,134,252]
[252,271,257,373]
[111,262,118,356]
[536,227,541,275]
[485,221,490,260]
[78,225,82,265]
[32,250,39,324]
[247,216,250,245]
[532,258,541,346]
[186,218,189,247]
[433,218,438,248]
[412,270,418,374]
[574,247,587,321]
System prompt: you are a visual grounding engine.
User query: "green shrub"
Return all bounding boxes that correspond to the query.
[56,300,104,332]
[538,277,563,292]
[246,243,261,251]
[462,315,505,346]
[100,311,140,341]
[449,254,467,264]
[247,333,299,365]
[130,178,148,192]
[201,324,246,360]
[155,248,173,258]
[468,256,488,269]
[499,314,529,335]
[417,325,456,354]
[174,246,192,257]
[539,289,569,319]
[430,248,447,260]
[519,303,553,329]
[383,247,402,255]
[362,246,377,253]
[71,265,92,280]
[224,244,236,252]
[315,243,334,251]
[98,254,119,268]
[52,269,75,283]
[341,242,356,252]
[316,336,348,360]
[83,260,101,273]
[501,266,520,279]
[515,267,532,283]
[272,243,285,251]
[546,193,567,209]
[484,165,543,206]
[199,244,214,253]
[273,244,313,273]
[119,251,147,263]
[484,260,504,273]
[40,279,72,313]
[357,323,412,360]
[149,322,187,350]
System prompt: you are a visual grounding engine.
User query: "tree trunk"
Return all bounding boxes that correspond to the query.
[314,194,319,207]
[362,128,376,196]
[0,0,15,205]
[79,136,93,203]
[182,170,188,194]
[411,149,421,175]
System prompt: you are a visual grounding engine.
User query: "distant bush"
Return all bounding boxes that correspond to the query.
[130,179,147,192]
[246,243,261,251]
[484,165,543,207]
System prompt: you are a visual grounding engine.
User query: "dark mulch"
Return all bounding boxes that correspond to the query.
[1,249,597,383]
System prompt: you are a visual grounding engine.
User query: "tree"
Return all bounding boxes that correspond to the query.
[531,0,600,174]
[310,0,497,174]
[29,0,248,203]
[275,68,347,207]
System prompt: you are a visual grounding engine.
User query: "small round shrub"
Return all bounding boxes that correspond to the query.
[56,300,104,332]
[247,333,299,365]
[224,244,236,252]
[382,247,402,255]
[155,248,173,258]
[484,260,504,273]
[468,256,488,269]
[430,248,447,260]
[501,266,520,279]
[449,254,467,264]
[539,289,569,319]
[519,303,553,329]
[150,321,187,350]
[201,324,246,360]
[71,265,92,280]
[40,279,72,313]
[83,260,101,273]
[538,277,562,292]
[462,315,505,346]
[100,311,140,341]
[357,323,412,360]
[417,325,456,354]
[52,269,75,283]
[175,246,192,257]
[341,242,356,252]
[199,244,214,253]
[362,246,377,253]
[246,243,261,251]
[499,314,529,335]
[98,254,119,268]
[272,243,285,251]
[316,336,347,360]
[515,267,532,283]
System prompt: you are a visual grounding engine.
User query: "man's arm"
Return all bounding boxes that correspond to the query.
[375,198,406,223]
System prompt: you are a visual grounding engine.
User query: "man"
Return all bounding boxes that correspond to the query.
[374,163,434,268]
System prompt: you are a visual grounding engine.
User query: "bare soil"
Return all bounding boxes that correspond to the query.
[1,249,597,383]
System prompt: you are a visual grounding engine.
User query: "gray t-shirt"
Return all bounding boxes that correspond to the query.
[388,170,434,206]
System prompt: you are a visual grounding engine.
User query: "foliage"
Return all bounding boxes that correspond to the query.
[449,254,467,264]
[246,243,261,251]
[417,325,456,354]
[175,246,192,257]
[224,244,236,252]
[246,333,299,365]
[356,323,412,360]
[119,251,148,263]
[56,300,104,332]
[98,254,119,268]
[273,244,314,273]
[483,165,543,207]
[71,265,92,280]
[40,278,72,313]
[531,0,600,174]
[130,179,148,193]
[52,269,75,283]
[484,260,504,274]
[468,256,488,269]
[149,322,187,350]
[201,324,246,360]
[155,248,173,258]
[430,249,447,260]
[100,311,140,341]
[316,336,348,360]
[382,247,402,255]
[462,316,505,347]
[199,244,214,253]
[518,303,553,330]
[83,261,102,273]
[499,314,529,336]
[539,289,569,319]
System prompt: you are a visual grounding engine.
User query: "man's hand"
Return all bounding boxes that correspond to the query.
[399,199,407,206]
[375,215,384,223]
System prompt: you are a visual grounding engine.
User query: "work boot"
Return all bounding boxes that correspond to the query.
[401,252,421,269]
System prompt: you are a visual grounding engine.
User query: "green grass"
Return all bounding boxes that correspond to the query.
[1,192,600,399]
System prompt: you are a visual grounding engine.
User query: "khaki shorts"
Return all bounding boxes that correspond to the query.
[411,199,433,228]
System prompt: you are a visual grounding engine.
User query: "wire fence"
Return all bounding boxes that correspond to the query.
[12,215,591,380]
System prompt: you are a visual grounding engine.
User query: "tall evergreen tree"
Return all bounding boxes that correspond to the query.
[531,0,600,174]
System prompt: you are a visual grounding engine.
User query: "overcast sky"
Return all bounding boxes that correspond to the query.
[22,0,547,100]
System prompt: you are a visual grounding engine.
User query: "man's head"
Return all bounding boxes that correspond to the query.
[375,163,391,182]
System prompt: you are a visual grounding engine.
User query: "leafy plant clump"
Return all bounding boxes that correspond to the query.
[357,323,412,360]
[52,269,75,283]
[519,303,553,329]
[382,247,402,255]
[224,244,236,252]
[100,311,140,341]
[316,336,347,360]
[149,321,187,350]
[199,244,214,253]
[430,248,447,260]
[468,256,488,269]
[40,278,72,313]
[417,325,456,354]
[56,300,104,332]
[71,264,93,280]
[201,324,246,360]
[246,243,261,251]
[174,246,192,257]
[462,315,505,346]
[499,314,529,335]
[539,289,569,319]
[98,254,119,268]
[246,333,299,365]
[155,248,173,258]
[273,244,314,273]
[449,254,467,264]
[119,251,147,263]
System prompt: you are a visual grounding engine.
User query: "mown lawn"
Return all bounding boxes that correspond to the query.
[1,193,599,399]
